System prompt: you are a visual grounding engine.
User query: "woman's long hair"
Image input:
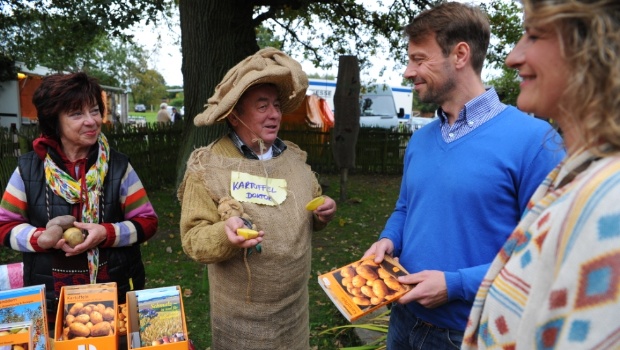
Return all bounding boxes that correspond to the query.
[524,0,620,155]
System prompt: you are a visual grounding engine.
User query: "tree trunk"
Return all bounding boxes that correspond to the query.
[332,55,360,201]
[176,0,260,187]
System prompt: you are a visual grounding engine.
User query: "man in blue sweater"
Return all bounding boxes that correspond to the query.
[362,2,565,349]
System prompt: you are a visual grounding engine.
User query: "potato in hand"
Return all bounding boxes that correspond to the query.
[37,225,63,249]
[63,227,85,247]
[46,215,76,230]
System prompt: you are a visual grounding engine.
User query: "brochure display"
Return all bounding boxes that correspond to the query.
[126,286,188,349]
[0,284,48,350]
[1,281,190,350]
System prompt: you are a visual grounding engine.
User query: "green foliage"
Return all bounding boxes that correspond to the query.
[169,97,184,109]
[487,66,520,106]
[271,0,433,72]
[131,70,168,107]
[482,0,524,70]
[480,0,523,106]
[77,35,149,88]
[256,25,283,49]
[0,0,171,77]
[0,54,17,82]
[166,90,184,109]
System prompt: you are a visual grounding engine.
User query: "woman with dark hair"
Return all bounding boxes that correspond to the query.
[463,0,620,348]
[0,72,158,324]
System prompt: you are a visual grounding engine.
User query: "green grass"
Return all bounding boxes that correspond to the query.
[128,110,157,123]
[307,174,401,349]
[0,174,402,349]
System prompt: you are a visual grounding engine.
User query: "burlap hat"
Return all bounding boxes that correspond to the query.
[194,47,309,126]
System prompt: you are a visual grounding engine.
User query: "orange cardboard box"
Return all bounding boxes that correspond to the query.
[126,286,188,349]
[54,282,118,350]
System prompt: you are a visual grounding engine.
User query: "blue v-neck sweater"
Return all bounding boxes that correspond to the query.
[380,106,565,331]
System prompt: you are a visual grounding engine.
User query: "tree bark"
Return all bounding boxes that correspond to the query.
[176,0,260,187]
[332,55,360,201]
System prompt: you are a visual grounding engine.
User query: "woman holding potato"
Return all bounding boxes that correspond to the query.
[0,72,158,324]
[178,47,336,349]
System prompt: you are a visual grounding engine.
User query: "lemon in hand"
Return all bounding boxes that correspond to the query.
[237,228,259,240]
[305,196,325,211]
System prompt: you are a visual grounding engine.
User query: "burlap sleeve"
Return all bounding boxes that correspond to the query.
[179,172,241,264]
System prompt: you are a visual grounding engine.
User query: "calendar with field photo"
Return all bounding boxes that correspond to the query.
[135,286,185,347]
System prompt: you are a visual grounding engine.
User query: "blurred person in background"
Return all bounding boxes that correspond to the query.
[170,106,182,124]
[157,102,171,123]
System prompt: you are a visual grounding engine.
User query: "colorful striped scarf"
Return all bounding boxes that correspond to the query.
[44,133,109,283]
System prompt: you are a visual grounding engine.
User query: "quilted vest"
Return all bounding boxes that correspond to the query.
[18,148,145,317]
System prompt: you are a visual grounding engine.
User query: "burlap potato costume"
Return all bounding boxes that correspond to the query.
[178,48,326,350]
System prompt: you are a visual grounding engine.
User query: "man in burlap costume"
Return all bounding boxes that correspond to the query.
[178,47,337,350]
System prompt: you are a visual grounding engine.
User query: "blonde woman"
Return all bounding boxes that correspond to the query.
[463,0,620,348]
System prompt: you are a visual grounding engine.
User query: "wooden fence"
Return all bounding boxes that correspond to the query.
[0,123,412,192]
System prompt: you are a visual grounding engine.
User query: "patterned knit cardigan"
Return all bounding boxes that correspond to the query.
[463,149,620,349]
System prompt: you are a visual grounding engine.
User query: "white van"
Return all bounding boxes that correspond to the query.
[359,84,407,130]
[308,79,411,130]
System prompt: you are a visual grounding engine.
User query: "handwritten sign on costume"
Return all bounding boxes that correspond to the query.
[230,171,287,206]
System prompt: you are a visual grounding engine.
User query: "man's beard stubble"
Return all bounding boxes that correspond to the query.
[418,65,457,106]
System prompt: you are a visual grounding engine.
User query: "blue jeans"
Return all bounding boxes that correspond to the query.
[387,303,463,350]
